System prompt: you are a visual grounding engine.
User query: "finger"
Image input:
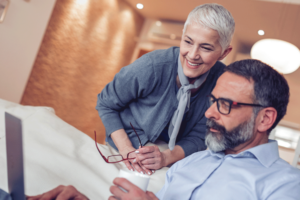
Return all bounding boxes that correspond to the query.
[142,157,162,170]
[140,158,156,166]
[135,152,155,163]
[56,185,88,200]
[135,146,156,154]
[108,196,119,200]
[26,194,43,200]
[32,185,65,200]
[123,160,134,171]
[113,177,142,193]
[131,162,144,174]
[139,163,152,175]
[142,164,160,170]
[110,185,126,198]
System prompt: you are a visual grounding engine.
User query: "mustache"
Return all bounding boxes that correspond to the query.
[206,118,226,133]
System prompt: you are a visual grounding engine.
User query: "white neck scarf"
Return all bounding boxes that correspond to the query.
[168,56,210,150]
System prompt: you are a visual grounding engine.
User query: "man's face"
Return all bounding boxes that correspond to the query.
[205,72,257,153]
[205,114,255,152]
[179,23,230,79]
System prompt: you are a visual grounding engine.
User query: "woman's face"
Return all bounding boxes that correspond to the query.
[179,23,231,79]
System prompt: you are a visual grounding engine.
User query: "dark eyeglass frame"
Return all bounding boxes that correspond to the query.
[208,94,266,115]
[94,122,143,163]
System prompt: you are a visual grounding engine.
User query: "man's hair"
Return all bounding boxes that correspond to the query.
[183,3,235,52]
[225,59,290,133]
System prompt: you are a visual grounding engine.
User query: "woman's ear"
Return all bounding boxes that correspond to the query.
[256,107,277,133]
[218,45,232,60]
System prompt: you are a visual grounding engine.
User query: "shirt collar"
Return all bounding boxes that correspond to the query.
[245,140,280,168]
[208,140,280,168]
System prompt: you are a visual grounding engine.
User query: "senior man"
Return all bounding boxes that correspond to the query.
[109,59,300,200]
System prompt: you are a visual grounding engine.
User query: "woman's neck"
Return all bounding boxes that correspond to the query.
[176,75,203,96]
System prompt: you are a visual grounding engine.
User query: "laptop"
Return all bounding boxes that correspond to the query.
[5,112,26,200]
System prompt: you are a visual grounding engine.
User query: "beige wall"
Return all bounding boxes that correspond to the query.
[21,0,144,144]
[0,0,56,103]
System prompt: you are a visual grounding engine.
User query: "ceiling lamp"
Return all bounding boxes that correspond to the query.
[258,30,264,36]
[136,3,144,9]
[251,39,300,74]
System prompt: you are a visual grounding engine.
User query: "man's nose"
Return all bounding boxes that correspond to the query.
[205,101,219,120]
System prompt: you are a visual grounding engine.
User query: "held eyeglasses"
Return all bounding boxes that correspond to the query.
[94,122,142,163]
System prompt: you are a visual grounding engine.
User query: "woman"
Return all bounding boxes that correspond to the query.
[96,3,235,175]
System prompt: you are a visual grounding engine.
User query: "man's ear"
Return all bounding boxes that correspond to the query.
[218,45,232,60]
[256,107,277,133]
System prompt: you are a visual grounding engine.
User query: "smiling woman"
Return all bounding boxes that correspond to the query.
[96,3,235,175]
[0,0,9,23]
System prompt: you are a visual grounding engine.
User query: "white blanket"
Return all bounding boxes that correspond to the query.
[0,99,168,199]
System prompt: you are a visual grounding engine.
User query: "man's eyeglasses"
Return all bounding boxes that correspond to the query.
[208,94,266,115]
[94,122,143,163]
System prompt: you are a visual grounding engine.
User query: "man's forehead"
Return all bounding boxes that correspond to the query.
[212,72,254,101]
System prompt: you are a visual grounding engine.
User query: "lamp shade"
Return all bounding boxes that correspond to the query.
[251,39,300,74]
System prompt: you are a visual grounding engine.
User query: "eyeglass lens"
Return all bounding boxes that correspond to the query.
[208,95,231,115]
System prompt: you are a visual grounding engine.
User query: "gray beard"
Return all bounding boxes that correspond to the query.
[205,114,255,153]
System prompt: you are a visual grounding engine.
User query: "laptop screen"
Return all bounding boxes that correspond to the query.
[5,112,25,200]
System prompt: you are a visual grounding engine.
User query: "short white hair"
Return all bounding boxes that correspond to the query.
[183,3,235,52]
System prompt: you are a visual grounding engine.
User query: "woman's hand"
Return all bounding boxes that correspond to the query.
[134,146,167,170]
[110,129,154,175]
[135,145,185,171]
[118,146,148,174]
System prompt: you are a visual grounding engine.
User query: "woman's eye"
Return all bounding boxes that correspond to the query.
[185,40,192,44]
[202,47,212,51]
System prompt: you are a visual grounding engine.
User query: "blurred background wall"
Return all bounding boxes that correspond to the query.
[19,0,144,143]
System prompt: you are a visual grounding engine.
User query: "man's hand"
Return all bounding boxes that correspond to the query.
[109,178,158,200]
[26,185,89,200]
[135,146,166,170]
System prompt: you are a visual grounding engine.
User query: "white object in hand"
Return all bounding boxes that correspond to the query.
[118,169,150,192]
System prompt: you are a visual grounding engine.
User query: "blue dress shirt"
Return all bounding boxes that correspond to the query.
[156,140,300,200]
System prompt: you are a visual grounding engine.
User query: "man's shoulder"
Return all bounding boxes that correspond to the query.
[272,157,300,177]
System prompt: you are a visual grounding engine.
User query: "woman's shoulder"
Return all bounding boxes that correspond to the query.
[141,46,180,66]
[126,47,179,77]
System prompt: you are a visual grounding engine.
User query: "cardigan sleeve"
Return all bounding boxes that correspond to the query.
[95,55,157,137]
[176,115,207,157]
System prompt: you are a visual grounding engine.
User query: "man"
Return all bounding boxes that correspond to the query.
[108,59,300,200]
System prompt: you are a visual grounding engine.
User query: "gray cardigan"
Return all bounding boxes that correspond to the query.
[96,47,225,157]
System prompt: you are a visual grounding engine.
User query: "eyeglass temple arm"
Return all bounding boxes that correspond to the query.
[232,102,265,107]
[130,122,142,147]
[94,131,109,162]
